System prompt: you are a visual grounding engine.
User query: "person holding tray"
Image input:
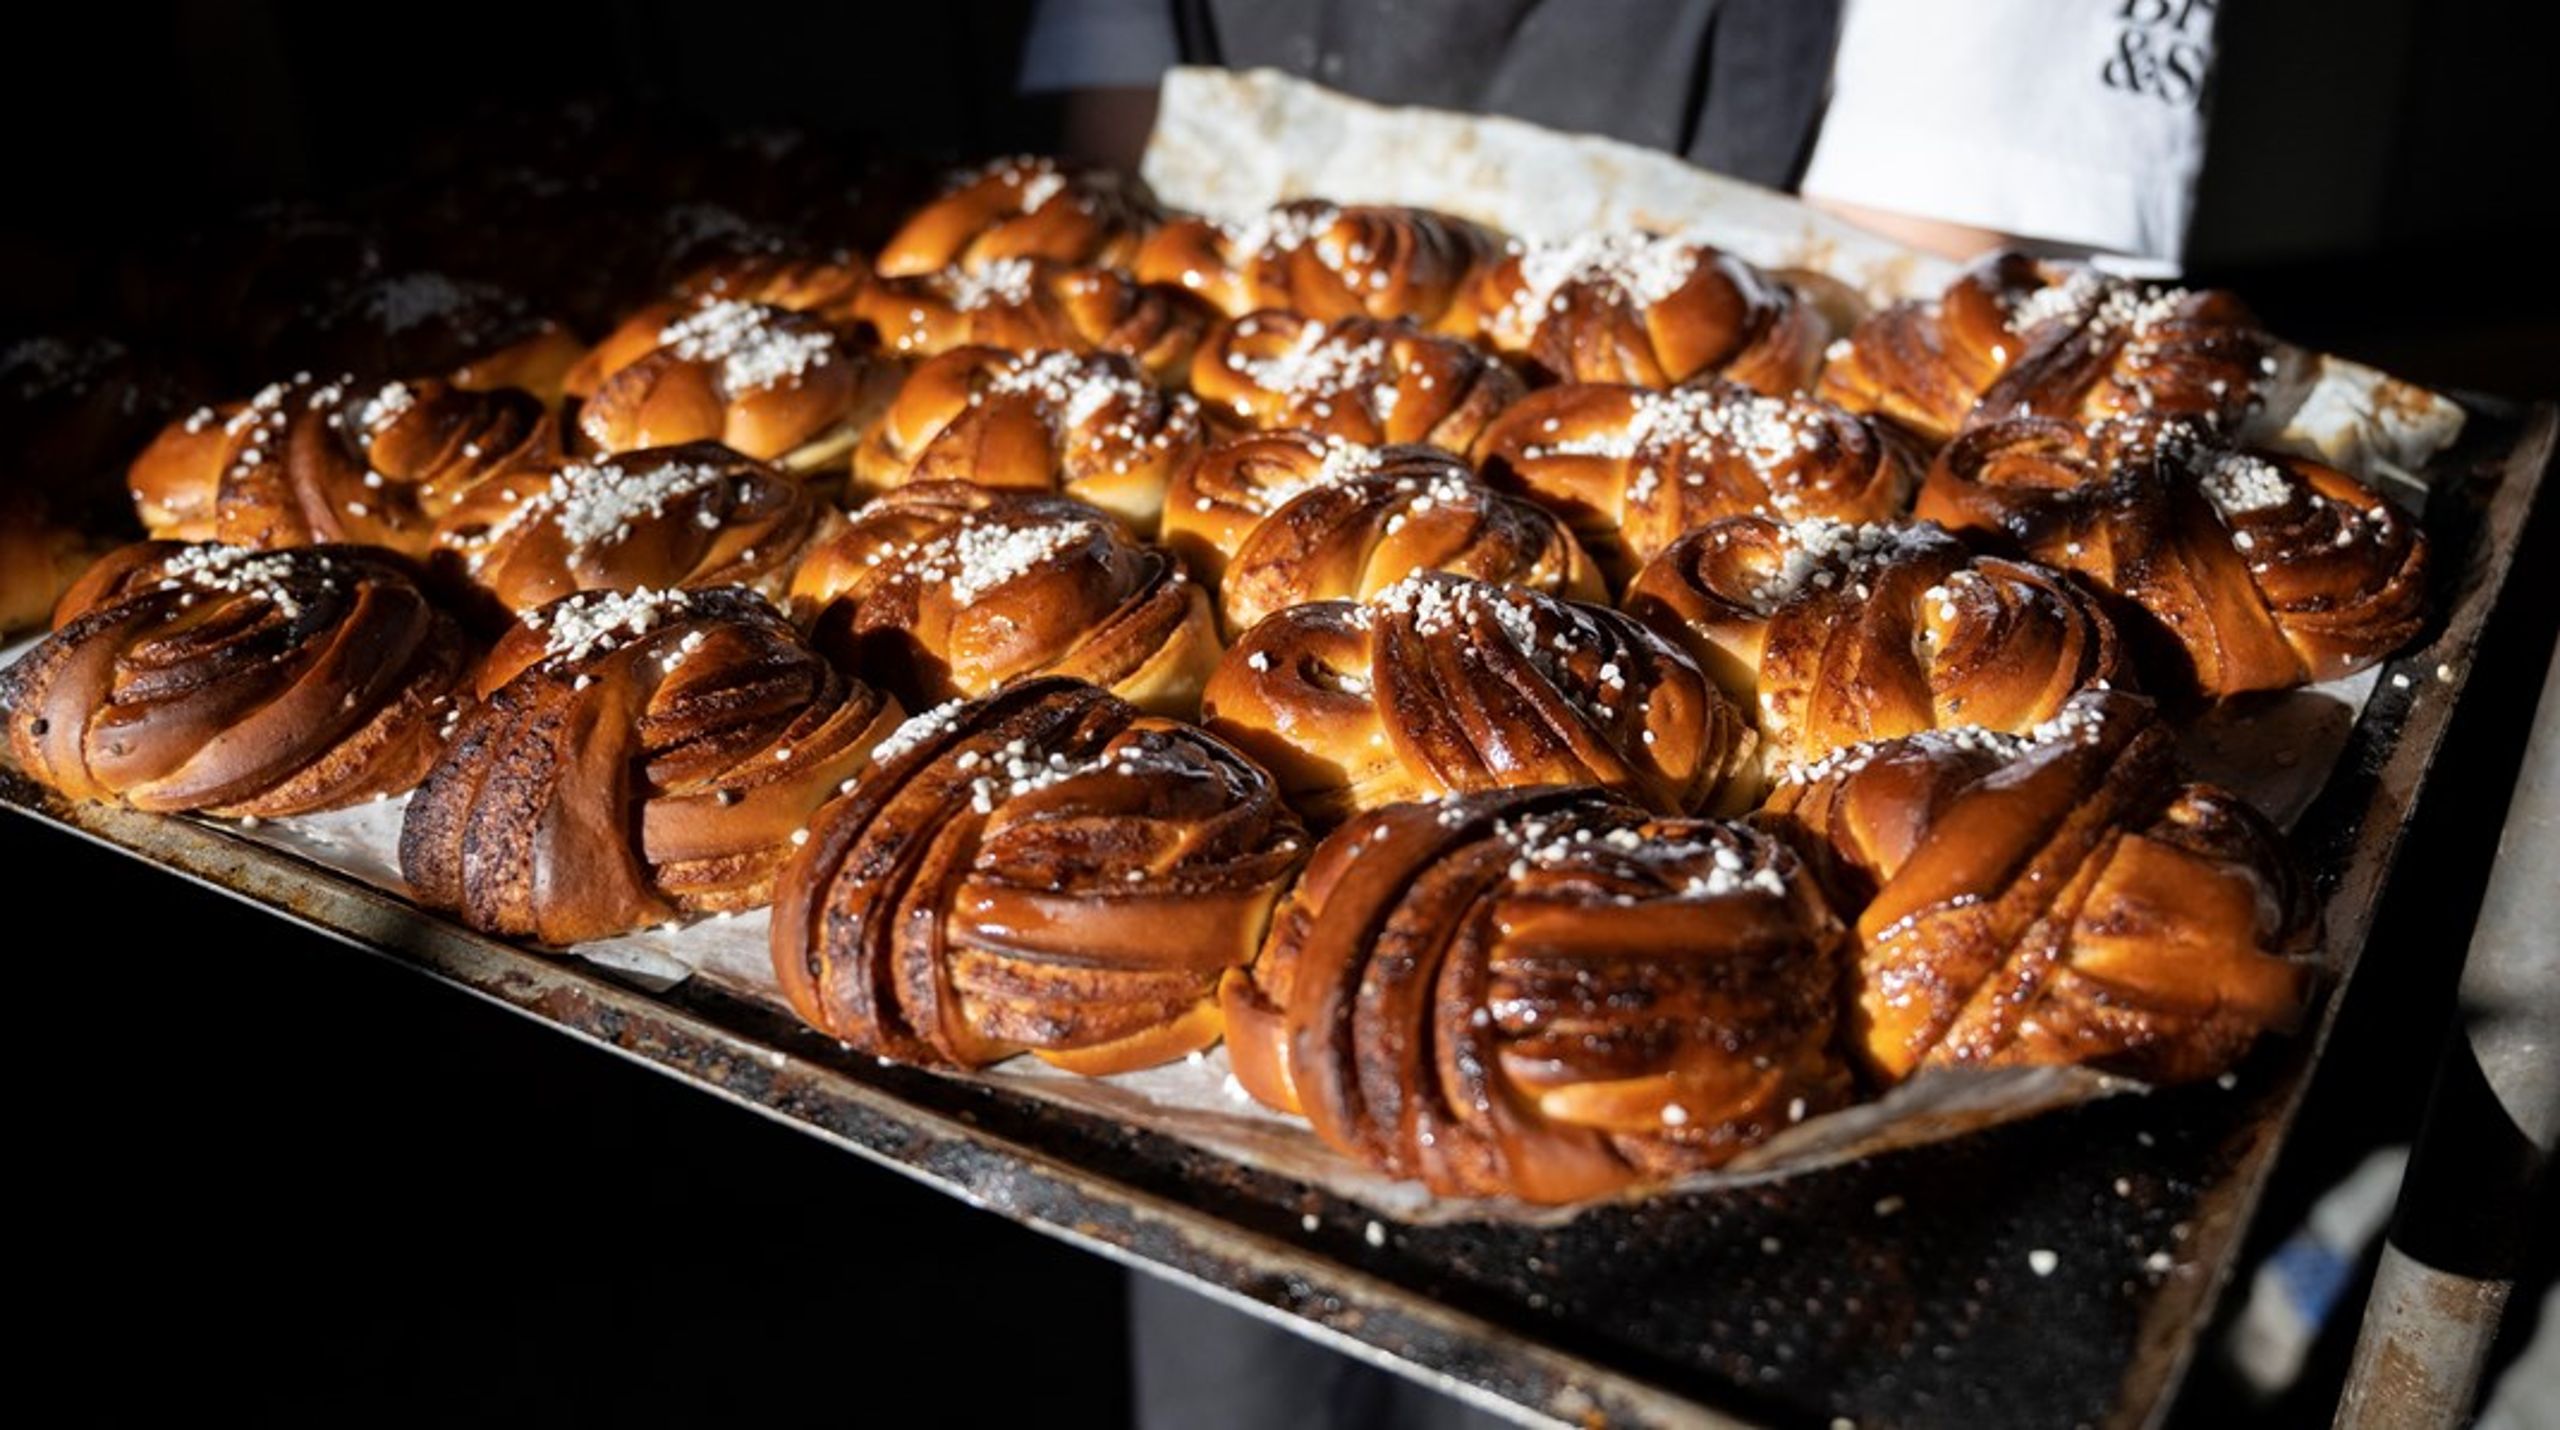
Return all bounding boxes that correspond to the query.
[1015,2,2267,1424]
[1024,0,2225,270]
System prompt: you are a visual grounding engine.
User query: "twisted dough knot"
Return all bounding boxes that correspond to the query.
[568,252,873,396]
[771,676,1307,1076]
[1190,312,1523,453]
[1761,689,2317,1084]
[1448,233,1835,392]
[1222,786,1849,1203]
[856,259,1208,381]
[790,482,1219,717]
[1159,430,1603,635]
[852,347,1206,532]
[309,271,587,403]
[1816,252,2275,448]
[129,374,561,558]
[1134,200,1501,324]
[3,542,467,815]
[670,251,872,323]
[1471,377,1914,584]
[434,441,832,614]
[400,586,901,943]
[1917,413,2427,696]
[1624,516,2131,774]
[1205,571,1755,824]
[571,299,887,470]
[875,156,1162,278]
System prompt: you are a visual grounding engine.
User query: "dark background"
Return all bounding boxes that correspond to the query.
[5,2,2555,1425]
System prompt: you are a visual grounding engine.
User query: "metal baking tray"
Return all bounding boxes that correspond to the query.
[5,399,2549,1429]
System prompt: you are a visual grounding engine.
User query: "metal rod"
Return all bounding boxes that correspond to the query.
[2336,633,2560,1428]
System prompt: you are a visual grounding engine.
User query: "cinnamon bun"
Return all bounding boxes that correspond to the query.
[770,676,1306,1075]
[790,482,1220,716]
[399,585,900,943]
[3,541,467,815]
[1204,571,1756,823]
[1222,786,1849,1202]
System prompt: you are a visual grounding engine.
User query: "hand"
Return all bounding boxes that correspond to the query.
[1805,195,2016,262]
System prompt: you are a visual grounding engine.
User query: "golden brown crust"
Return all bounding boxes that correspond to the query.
[128,376,561,558]
[1203,572,1756,824]
[566,253,874,398]
[1190,311,1521,452]
[3,541,468,816]
[1916,414,2427,696]
[1446,235,1836,392]
[1133,201,1501,324]
[1759,689,2317,1084]
[855,259,1209,382]
[1159,431,1603,634]
[433,442,832,614]
[769,677,1306,1074]
[310,271,587,404]
[669,251,873,323]
[399,586,900,944]
[790,482,1220,717]
[1471,378,1914,586]
[849,347,1205,533]
[1221,786,1848,1203]
[1623,516,2131,772]
[449,326,588,406]
[874,157,1161,278]
[569,300,890,471]
[1816,253,2274,449]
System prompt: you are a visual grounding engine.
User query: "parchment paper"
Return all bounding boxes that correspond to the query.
[0,77,2473,1220]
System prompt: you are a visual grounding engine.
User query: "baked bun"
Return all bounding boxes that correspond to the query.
[1817,253,2275,448]
[1191,311,1521,452]
[850,346,1205,533]
[1762,690,2316,1084]
[569,300,888,472]
[1471,377,1915,586]
[1447,233,1834,392]
[1204,571,1755,824]
[568,252,872,391]
[1624,516,2130,773]
[434,442,831,613]
[875,156,1160,278]
[1221,786,1849,1202]
[3,541,467,814]
[1133,201,1500,324]
[790,482,1219,716]
[669,251,872,321]
[856,259,1207,381]
[770,676,1306,1075]
[1917,414,2427,695]
[308,271,587,403]
[1159,430,1603,634]
[128,375,560,557]
[400,586,900,943]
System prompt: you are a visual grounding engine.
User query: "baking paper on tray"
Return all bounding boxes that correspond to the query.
[0,78,2469,1222]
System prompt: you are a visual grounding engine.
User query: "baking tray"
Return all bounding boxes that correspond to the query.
[3,398,2549,1429]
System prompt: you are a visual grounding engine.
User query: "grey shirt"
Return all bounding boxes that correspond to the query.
[1024,0,1843,189]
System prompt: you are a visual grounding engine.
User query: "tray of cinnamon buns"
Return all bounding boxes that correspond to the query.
[2,111,2549,1428]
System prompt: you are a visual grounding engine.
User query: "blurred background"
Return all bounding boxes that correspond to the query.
[4,2,2553,1424]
